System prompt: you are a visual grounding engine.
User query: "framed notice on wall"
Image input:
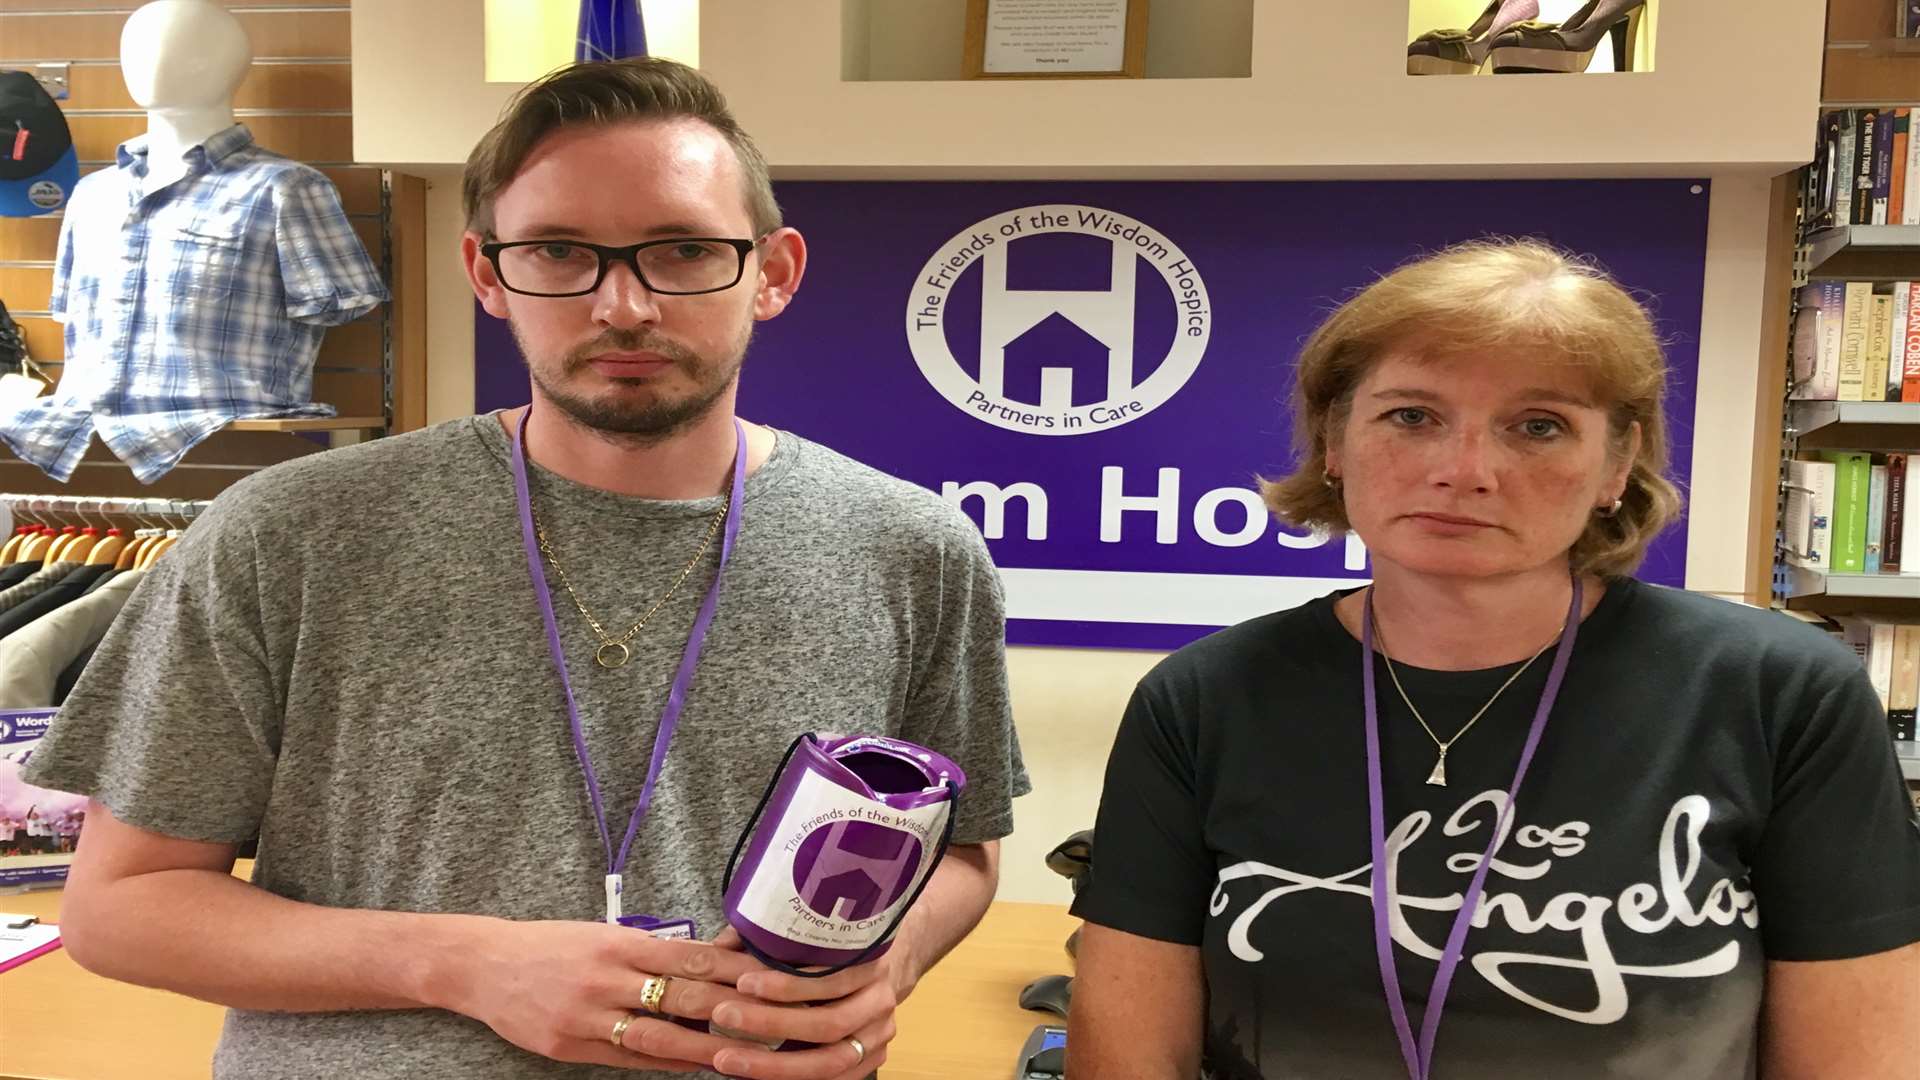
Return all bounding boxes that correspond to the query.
[964,0,1149,79]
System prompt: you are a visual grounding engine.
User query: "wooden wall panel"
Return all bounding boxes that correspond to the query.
[326,168,383,215]
[63,62,352,111]
[0,0,329,10]
[13,317,60,361]
[1822,0,1918,102]
[0,10,350,61]
[1822,53,1920,102]
[1827,0,1899,41]
[0,216,62,260]
[0,267,51,311]
[68,114,355,164]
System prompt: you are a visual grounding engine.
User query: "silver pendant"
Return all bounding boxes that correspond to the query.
[594,642,632,669]
[1426,752,1448,787]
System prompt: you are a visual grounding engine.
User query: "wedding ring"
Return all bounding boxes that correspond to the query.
[610,1011,637,1047]
[638,974,672,1015]
[848,1035,867,1064]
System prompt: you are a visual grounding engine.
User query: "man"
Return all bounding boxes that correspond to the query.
[25,58,1027,1079]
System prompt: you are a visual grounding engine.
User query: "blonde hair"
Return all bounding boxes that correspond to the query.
[1261,238,1683,577]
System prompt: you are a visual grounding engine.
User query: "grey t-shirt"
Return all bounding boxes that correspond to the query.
[26,413,1029,1079]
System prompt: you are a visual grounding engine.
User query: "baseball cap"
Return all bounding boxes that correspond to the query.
[0,70,78,218]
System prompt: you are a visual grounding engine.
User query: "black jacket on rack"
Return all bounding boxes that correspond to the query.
[0,561,37,590]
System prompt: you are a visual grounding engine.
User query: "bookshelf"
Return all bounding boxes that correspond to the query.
[1776,95,1920,786]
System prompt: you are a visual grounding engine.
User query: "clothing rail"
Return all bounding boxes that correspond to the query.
[0,494,212,524]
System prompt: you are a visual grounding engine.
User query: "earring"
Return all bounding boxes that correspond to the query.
[1323,471,1340,489]
[1596,498,1622,517]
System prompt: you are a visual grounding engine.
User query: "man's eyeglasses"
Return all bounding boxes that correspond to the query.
[478,237,760,298]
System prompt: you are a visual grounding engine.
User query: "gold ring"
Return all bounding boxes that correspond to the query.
[848,1035,866,1064]
[638,974,671,1015]
[610,1012,637,1048]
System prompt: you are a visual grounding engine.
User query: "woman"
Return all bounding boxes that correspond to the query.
[1067,239,1920,1079]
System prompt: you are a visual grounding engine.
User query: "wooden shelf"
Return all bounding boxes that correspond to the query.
[1860,37,1920,57]
[227,417,385,433]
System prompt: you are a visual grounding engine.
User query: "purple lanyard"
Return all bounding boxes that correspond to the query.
[1360,576,1581,1080]
[509,407,746,923]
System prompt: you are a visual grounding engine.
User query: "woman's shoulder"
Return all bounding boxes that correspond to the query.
[1139,591,1349,695]
[1603,579,1866,698]
[1610,580,1856,661]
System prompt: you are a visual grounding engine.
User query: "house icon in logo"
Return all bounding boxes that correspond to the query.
[1001,312,1113,409]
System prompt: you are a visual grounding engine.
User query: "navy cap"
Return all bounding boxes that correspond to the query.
[0,70,78,217]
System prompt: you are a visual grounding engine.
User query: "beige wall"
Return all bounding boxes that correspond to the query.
[383,0,1810,903]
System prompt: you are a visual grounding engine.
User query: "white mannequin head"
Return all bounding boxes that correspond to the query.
[120,0,251,111]
[119,0,251,182]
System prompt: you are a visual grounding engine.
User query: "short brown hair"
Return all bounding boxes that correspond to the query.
[1261,238,1684,578]
[462,58,781,239]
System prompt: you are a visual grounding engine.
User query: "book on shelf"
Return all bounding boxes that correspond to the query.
[1785,458,1836,570]
[1839,281,1874,401]
[1906,113,1920,225]
[1819,450,1874,572]
[1894,281,1913,401]
[1894,109,1911,225]
[1857,107,1879,226]
[1902,282,1920,399]
[1868,291,1895,400]
[1887,451,1908,571]
[1894,623,1920,741]
[1868,462,1889,572]
[1838,110,1857,226]
[1903,454,1920,576]
[1874,110,1895,225]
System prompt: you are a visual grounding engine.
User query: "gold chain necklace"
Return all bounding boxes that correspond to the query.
[1366,589,1552,787]
[533,503,727,669]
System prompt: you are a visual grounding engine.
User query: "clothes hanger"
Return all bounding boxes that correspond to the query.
[0,525,31,565]
[137,501,186,570]
[115,502,161,571]
[0,501,42,564]
[59,500,102,564]
[19,500,61,564]
[84,499,127,566]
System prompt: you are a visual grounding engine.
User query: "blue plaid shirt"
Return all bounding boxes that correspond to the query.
[0,125,387,483]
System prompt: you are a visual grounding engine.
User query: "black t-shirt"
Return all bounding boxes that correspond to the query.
[1072,579,1920,1080]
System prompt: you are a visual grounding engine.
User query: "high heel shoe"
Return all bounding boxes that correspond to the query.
[1407,0,1539,75]
[1486,0,1647,73]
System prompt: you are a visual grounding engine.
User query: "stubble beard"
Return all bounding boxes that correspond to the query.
[517,321,752,446]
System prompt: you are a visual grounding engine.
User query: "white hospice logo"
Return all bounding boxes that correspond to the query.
[906,204,1211,436]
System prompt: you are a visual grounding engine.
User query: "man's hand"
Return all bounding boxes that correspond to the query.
[699,926,900,1079]
[435,918,778,1072]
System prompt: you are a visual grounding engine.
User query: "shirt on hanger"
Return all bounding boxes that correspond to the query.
[0,124,388,484]
[0,568,142,708]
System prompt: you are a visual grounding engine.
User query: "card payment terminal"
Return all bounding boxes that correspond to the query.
[1014,1023,1067,1078]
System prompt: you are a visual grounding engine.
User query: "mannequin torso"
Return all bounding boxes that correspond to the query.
[118,0,251,190]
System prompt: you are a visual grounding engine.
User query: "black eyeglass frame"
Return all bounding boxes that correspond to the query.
[478,236,761,298]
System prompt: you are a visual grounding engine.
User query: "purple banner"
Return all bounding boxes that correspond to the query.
[476,179,1708,650]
